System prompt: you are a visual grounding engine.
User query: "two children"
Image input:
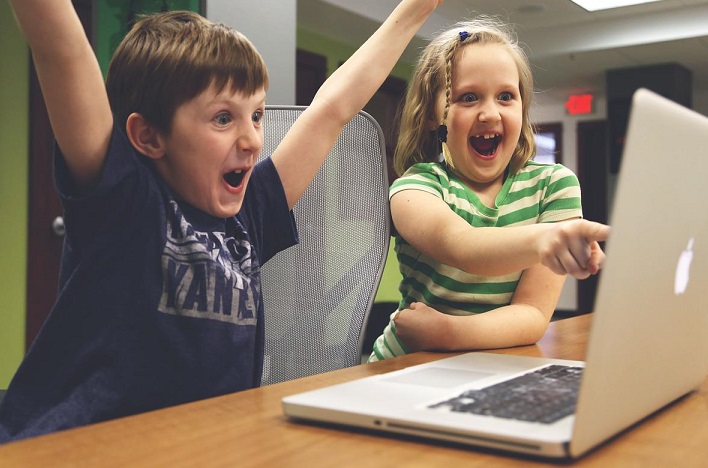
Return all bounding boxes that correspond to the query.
[369,18,609,362]
[0,0,443,442]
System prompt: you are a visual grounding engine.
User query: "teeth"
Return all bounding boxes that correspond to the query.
[482,134,498,139]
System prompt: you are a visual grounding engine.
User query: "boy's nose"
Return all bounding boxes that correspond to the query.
[237,125,263,154]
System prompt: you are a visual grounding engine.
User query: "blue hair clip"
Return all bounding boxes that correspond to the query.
[459,31,470,42]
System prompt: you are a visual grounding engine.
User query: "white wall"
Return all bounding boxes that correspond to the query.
[205,0,296,105]
[533,89,707,311]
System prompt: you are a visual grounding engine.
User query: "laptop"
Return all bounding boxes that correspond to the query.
[281,88,708,459]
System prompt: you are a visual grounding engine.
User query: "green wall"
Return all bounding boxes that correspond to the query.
[0,2,29,388]
[96,0,203,76]
[374,243,402,304]
[297,28,414,85]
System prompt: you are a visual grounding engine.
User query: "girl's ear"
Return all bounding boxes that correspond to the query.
[425,109,439,131]
[125,113,166,160]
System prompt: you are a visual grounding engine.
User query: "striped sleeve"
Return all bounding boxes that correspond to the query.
[389,163,446,200]
[537,164,583,223]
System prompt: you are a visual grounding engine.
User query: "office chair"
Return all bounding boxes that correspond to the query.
[259,106,390,385]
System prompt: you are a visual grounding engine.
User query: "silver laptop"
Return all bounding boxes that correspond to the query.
[281,89,708,459]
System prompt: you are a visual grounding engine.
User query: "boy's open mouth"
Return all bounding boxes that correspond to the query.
[224,170,245,188]
[470,134,501,156]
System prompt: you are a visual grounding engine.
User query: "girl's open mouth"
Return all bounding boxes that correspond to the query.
[470,134,501,156]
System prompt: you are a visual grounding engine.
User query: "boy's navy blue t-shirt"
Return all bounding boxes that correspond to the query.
[0,126,298,443]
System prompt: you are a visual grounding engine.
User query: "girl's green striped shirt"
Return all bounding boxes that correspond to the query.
[389,161,584,316]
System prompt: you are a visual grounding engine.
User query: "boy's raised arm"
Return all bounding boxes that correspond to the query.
[271,0,443,209]
[9,0,113,193]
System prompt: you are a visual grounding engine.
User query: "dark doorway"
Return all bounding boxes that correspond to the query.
[296,49,327,106]
[576,120,609,313]
[363,76,407,185]
[534,122,563,165]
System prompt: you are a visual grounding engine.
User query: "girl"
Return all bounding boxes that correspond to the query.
[369,17,609,362]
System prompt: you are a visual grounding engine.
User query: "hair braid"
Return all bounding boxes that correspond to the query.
[441,40,456,126]
[439,35,464,168]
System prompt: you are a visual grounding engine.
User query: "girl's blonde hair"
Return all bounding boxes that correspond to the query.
[393,17,535,176]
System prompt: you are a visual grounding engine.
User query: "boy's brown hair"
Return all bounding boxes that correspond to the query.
[106,10,269,135]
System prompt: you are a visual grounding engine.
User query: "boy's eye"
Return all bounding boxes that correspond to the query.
[214,113,232,125]
[252,110,264,125]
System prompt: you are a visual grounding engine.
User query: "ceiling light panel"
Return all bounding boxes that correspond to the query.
[570,0,662,11]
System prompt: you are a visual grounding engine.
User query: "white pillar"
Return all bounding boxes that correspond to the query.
[205,0,296,105]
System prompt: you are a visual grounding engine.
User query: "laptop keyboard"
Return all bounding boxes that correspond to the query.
[428,365,583,424]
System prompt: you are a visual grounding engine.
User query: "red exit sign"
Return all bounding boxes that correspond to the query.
[565,94,594,115]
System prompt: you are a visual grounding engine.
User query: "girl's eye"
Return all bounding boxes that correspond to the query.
[461,93,478,103]
[214,113,232,126]
[499,92,514,102]
[252,110,264,125]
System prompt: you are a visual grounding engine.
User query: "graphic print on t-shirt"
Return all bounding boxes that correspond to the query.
[158,200,259,325]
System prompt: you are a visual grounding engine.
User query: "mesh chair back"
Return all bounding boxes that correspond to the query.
[259,106,390,385]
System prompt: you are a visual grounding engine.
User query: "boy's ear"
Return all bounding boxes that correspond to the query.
[125,113,166,160]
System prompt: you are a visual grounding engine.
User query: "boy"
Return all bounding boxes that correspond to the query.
[1,0,442,442]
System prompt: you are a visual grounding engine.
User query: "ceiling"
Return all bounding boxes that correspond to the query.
[298,0,708,106]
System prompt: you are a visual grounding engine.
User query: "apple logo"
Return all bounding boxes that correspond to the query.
[674,237,695,295]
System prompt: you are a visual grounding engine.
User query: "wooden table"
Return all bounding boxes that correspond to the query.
[1,314,707,467]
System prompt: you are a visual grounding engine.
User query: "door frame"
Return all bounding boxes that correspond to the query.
[25,0,94,349]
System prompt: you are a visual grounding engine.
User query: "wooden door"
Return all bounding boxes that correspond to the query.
[296,49,326,106]
[25,0,94,349]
